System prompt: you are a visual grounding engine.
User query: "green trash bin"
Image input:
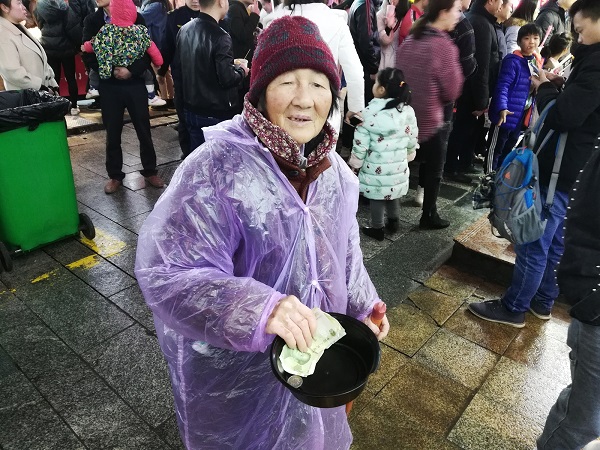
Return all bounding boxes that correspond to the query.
[0,89,95,272]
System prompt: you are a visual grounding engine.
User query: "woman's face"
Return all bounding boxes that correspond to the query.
[439,0,462,31]
[1,0,27,23]
[264,69,332,145]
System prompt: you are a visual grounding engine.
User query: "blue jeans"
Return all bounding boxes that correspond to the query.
[184,110,234,153]
[537,318,600,449]
[502,188,569,313]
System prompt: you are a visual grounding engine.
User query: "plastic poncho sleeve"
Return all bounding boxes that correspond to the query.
[345,216,378,321]
[135,147,286,354]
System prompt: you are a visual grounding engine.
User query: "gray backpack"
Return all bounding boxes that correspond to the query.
[488,100,567,245]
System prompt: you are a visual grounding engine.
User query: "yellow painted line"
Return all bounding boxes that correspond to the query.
[80,228,128,258]
[31,269,59,284]
[66,255,100,270]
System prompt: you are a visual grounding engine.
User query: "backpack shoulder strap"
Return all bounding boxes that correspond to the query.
[544,131,568,208]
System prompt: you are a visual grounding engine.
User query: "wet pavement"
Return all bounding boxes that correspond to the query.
[0,114,585,450]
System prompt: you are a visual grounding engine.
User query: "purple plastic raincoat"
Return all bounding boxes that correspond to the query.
[135,115,381,449]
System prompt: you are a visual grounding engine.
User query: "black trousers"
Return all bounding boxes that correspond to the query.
[418,125,450,214]
[98,81,157,181]
[445,97,483,173]
[173,84,191,158]
[48,54,78,109]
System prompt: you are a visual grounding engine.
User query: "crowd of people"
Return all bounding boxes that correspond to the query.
[2,0,600,447]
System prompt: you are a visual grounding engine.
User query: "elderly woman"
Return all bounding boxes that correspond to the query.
[268,0,365,135]
[135,15,389,450]
[0,0,58,91]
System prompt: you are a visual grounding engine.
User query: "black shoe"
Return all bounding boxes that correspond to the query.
[385,218,400,233]
[165,99,175,109]
[529,302,552,320]
[467,299,526,328]
[361,226,384,241]
[444,171,472,184]
[419,211,450,230]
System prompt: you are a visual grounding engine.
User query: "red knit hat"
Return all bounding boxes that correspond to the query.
[248,16,341,104]
[110,0,137,27]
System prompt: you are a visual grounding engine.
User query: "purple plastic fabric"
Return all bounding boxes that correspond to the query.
[135,115,381,449]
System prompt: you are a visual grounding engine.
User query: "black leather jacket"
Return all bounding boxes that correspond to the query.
[175,13,245,116]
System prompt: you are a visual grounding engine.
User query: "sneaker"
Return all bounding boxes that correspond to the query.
[86,89,100,99]
[148,96,167,107]
[415,186,424,206]
[104,179,122,194]
[361,226,384,241]
[467,299,526,328]
[144,174,165,188]
[70,107,80,116]
[529,302,552,320]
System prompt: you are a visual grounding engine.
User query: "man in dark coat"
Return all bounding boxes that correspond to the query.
[348,0,379,104]
[468,0,600,335]
[537,2,600,446]
[83,0,165,194]
[224,0,260,63]
[535,0,577,43]
[176,0,248,152]
[157,0,200,158]
[444,0,502,182]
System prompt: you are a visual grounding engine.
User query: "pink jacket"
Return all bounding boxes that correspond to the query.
[396,26,464,142]
[82,0,163,67]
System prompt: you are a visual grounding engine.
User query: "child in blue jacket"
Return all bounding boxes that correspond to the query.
[486,23,544,173]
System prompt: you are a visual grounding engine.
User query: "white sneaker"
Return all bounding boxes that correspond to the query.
[415,186,424,206]
[70,107,80,116]
[148,96,166,106]
[86,89,100,99]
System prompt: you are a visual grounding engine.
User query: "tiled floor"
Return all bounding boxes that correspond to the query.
[349,266,574,450]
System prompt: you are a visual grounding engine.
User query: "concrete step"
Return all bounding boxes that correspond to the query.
[450,215,516,286]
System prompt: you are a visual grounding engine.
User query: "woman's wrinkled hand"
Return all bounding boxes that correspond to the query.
[266,296,317,352]
[363,314,389,341]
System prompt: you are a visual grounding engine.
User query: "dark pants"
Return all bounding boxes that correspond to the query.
[485,124,521,173]
[184,109,235,153]
[48,54,78,109]
[418,124,450,215]
[173,85,191,158]
[98,81,157,181]
[445,97,482,173]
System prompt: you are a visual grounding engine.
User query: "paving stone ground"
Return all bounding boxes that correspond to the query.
[0,117,585,449]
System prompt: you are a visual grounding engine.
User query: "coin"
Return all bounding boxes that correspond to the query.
[287,375,303,388]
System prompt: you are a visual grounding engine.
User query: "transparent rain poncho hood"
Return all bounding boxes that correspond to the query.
[135,115,381,449]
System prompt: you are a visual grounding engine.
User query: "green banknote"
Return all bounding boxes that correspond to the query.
[279,308,346,377]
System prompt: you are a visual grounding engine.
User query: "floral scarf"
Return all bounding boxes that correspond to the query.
[242,96,337,169]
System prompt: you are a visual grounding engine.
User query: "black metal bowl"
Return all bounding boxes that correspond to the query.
[270,312,381,408]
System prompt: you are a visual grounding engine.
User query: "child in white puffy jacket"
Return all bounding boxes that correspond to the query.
[348,67,418,241]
